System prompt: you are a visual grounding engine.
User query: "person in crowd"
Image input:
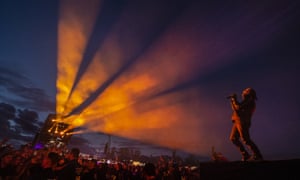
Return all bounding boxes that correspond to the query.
[228,87,263,161]
[56,147,81,180]
[143,163,157,180]
[81,158,98,180]
[40,151,60,179]
[0,152,16,179]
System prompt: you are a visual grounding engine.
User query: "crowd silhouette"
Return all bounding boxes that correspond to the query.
[0,139,200,180]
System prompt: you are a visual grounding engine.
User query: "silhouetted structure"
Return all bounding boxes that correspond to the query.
[32,114,73,148]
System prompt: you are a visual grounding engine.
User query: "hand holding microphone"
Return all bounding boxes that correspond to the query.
[226,93,237,99]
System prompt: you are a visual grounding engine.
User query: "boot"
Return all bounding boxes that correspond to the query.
[241,151,250,162]
[248,154,263,161]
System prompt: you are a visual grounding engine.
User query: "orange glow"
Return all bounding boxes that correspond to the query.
[56,1,230,155]
[56,0,101,115]
[79,87,213,155]
[59,1,166,116]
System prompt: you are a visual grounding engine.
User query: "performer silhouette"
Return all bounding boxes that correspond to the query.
[228,88,263,161]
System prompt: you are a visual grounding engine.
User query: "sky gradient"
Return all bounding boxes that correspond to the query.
[0,0,300,161]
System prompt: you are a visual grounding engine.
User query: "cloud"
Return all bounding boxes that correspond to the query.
[0,66,55,112]
[0,66,56,147]
[0,102,16,138]
[0,102,40,144]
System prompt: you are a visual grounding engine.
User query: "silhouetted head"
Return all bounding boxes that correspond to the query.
[143,162,156,177]
[48,152,60,164]
[70,148,80,158]
[242,88,257,100]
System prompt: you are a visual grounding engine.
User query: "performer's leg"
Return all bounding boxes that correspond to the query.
[240,127,263,160]
[230,123,250,161]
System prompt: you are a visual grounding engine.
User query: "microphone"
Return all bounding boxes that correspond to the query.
[226,93,237,99]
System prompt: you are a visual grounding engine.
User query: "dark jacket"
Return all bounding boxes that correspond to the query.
[56,159,81,180]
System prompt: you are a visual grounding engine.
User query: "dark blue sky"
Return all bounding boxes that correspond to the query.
[0,0,300,161]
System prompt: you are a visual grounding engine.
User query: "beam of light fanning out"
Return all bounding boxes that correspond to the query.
[56,0,101,115]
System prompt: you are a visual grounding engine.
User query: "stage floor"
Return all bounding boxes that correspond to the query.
[199,159,300,180]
